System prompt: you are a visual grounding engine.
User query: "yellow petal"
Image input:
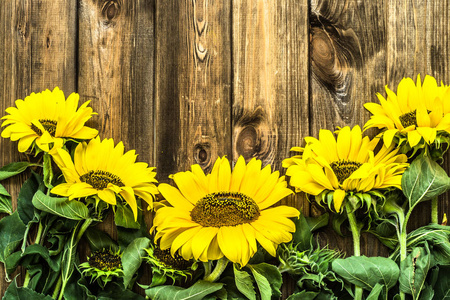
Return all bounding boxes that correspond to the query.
[333,189,346,212]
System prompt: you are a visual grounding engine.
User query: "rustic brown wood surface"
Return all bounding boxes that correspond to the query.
[1,0,450,298]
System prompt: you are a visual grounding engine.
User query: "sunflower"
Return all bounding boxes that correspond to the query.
[50,137,158,219]
[152,156,299,267]
[79,248,124,288]
[364,74,450,151]
[283,126,408,213]
[1,87,98,153]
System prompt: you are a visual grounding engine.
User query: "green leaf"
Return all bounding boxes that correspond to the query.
[248,266,271,300]
[366,283,383,300]
[433,265,450,299]
[22,244,60,271]
[32,190,89,220]
[114,202,140,229]
[122,237,150,288]
[85,228,117,252]
[0,211,26,263]
[401,156,450,209]
[97,282,146,300]
[247,263,282,299]
[332,256,399,293]
[0,184,12,214]
[60,221,82,299]
[234,264,256,300]
[17,171,43,225]
[399,244,431,300]
[286,291,319,300]
[292,213,329,251]
[144,280,224,300]
[3,278,53,300]
[0,162,39,181]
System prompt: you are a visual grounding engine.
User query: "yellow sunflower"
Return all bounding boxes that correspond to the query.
[50,137,158,219]
[1,87,98,153]
[283,126,408,212]
[152,156,299,267]
[364,74,450,150]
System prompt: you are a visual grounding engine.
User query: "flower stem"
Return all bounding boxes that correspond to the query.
[203,257,229,282]
[399,209,413,300]
[431,197,438,224]
[23,220,45,287]
[346,204,362,300]
[203,261,212,278]
[52,275,62,299]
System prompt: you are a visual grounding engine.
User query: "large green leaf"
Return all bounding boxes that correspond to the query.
[122,237,150,288]
[0,162,40,181]
[32,190,89,220]
[144,280,224,300]
[399,244,431,300]
[0,211,26,263]
[292,213,329,251]
[401,156,450,209]
[247,263,282,299]
[234,264,256,300]
[114,202,140,229]
[332,256,399,293]
[2,278,53,300]
[286,291,319,300]
[366,283,383,300]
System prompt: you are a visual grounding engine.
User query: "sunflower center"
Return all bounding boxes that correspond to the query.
[30,119,57,137]
[154,248,192,270]
[190,191,260,227]
[399,110,418,128]
[80,170,124,190]
[330,160,362,184]
[88,250,122,271]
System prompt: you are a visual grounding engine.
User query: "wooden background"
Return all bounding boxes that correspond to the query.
[1,0,449,298]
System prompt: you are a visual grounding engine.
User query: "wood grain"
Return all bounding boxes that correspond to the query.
[155,0,232,181]
[310,0,389,257]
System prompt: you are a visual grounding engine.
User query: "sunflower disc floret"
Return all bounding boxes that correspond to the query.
[80,248,124,288]
[152,156,300,267]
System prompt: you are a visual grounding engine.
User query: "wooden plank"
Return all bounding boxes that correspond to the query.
[231,1,309,297]
[386,0,429,231]
[0,0,32,293]
[78,0,155,290]
[155,0,232,181]
[309,0,388,257]
[425,0,450,226]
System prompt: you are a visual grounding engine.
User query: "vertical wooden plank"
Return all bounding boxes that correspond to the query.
[155,0,232,181]
[0,0,32,293]
[425,0,450,225]
[232,1,309,297]
[78,0,155,289]
[31,0,77,93]
[386,0,430,231]
[309,0,388,257]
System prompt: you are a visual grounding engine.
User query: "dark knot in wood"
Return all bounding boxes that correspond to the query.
[310,14,362,103]
[233,106,276,166]
[194,143,211,168]
[101,0,121,21]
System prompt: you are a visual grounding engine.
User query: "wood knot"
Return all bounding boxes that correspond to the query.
[233,106,276,166]
[101,0,121,21]
[310,14,362,102]
[194,143,212,170]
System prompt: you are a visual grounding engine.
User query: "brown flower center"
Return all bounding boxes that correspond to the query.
[399,110,418,128]
[88,250,122,271]
[30,119,57,137]
[154,247,192,270]
[190,192,260,227]
[330,160,362,184]
[80,170,124,190]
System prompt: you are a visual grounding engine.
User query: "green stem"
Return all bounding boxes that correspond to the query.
[399,209,413,300]
[346,205,362,300]
[203,261,212,278]
[52,275,62,299]
[58,218,93,300]
[203,257,229,282]
[431,197,438,224]
[23,220,45,287]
